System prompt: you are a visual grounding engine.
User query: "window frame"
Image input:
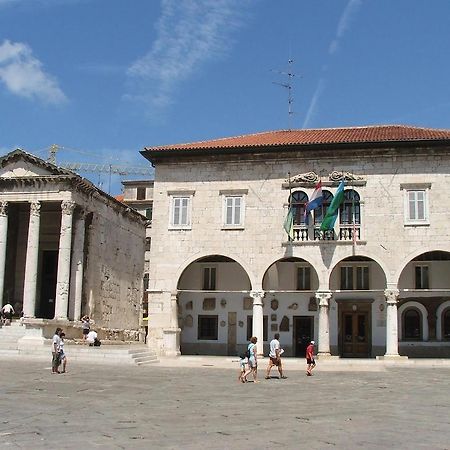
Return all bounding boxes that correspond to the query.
[401,184,430,226]
[414,264,430,289]
[296,265,311,291]
[223,195,244,228]
[202,266,217,291]
[169,194,193,229]
[136,187,146,200]
[340,264,370,290]
[197,315,219,340]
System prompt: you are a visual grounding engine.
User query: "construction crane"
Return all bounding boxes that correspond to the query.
[47,144,153,194]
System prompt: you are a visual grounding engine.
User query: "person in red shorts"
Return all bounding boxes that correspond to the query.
[306,340,316,376]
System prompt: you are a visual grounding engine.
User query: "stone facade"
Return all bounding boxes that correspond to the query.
[0,150,146,343]
[142,126,450,357]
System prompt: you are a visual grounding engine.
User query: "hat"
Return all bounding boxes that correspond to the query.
[310,340,315,344]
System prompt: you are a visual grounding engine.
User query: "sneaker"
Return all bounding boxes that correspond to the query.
[281,376,287,379]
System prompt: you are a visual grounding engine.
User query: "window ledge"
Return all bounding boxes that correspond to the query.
[221,226,245,231]
[404,222,430,227]
[168,226,192,231]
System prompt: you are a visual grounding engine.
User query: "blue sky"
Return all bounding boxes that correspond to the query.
[1,0,450,194]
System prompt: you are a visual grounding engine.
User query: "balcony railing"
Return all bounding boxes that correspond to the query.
[290,225,361,242]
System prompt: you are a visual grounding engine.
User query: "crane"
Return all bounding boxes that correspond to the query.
[47,144,153,194]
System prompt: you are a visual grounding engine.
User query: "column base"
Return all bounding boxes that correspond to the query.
[317,352,333,359]
[163,328,181,357]
[376,355,408,360]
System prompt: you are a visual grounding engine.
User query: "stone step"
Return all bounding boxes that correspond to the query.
[132,354,159,364]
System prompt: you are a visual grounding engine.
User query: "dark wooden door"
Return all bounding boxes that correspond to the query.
[293,316,314,357]
[341,311,370,357]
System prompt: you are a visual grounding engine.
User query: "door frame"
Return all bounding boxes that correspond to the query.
[337,300,373,358]
[293,315,314,358]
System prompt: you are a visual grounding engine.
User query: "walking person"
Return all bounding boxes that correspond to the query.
[59,332,68,373]
[242,337,259,383]
[81,315,90,341]
[51,328,63,374]
[306,340,316,376]
[265,333,286,379]
[238,353,248,383]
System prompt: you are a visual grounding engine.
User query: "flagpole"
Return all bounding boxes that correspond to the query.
[352,174,356,255]
[288,172,292,241]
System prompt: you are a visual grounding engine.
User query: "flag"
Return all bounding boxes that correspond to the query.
[304,181,323,223]
[320,180,345,231]
[283,207,294,240]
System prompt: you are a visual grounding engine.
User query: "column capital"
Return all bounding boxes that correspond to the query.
[29,201,41,216]
[0,201,8,217]
[384,289,400,305]
[61,200,76,215]
[315,291,333,307]
[250,290,265,305]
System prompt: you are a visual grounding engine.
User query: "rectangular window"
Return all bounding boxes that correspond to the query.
[136,187,146,200]
[406,190,427,223]
[171,196,190,227]
[224,196,243,226]
[246,316,268,341]
[198,315,218,340]
[297,266,311,290]
[145,206,153,220]
[203,267,216,291]
[415,265,429,289]
[145,237,151,252]
[341,266,369,290]
[143,273,149,290]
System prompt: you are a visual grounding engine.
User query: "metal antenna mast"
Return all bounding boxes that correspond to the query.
[272,59,296,130]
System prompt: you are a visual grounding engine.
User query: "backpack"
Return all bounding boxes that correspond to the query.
[239,348,251,360]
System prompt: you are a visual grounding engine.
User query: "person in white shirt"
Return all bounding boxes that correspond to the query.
[59,332,68,373]
[52,328,62,374]
[265,333,286,379]
[86,330,101,346]
[2,302,14,324]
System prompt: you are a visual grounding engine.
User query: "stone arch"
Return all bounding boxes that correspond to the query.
[174,252,254,292]
[262,256,319,291]
[436,300,450,341]
[398,301,429,341]
[394,247,450,286]
[329,254,388,291]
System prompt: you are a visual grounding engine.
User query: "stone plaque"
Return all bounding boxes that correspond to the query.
[184,315,193,327]
[203,298,216,311]
[220,320,226,327]
[186,301,193,310]
[243,297,253,310]
[271,323,278,332]
[271,314,277,322]
[308,297,318,311]
[271,299,279,310]
[280,316,289,332]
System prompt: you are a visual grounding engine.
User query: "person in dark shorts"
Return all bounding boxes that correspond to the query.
[306,340,316,376]
[265,333,286,379]
[81,315,90,340]
[51,327,63,374]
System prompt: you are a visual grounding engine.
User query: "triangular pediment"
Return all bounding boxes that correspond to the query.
[0,149,73,178]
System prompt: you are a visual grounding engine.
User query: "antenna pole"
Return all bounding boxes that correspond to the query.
[272,59,296,130]
[48,144,59,165]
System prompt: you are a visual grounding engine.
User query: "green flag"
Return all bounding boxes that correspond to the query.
[283,207,294,240]
[320,180,345,231]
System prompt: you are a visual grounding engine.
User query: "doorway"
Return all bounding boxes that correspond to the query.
[293,316,314,357]
[339,303,371,357]
[39,250,58,319]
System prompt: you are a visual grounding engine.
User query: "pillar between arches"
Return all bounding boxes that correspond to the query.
[250,290,265,356]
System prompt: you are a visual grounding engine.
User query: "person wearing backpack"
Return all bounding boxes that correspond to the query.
[241,336,259,383]
[238,352,248,383]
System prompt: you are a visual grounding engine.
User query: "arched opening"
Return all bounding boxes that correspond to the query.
[177,255,252,356]
[403,308,422,340]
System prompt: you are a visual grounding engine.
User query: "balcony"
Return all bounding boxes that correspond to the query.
[290,225,361,242]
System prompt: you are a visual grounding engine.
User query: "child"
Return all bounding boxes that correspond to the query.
[238,353,248,383]
[59,332,67,373]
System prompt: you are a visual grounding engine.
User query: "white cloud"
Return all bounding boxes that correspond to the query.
[0,40,67,104]
[329,0,363,55]
[126,0,246,110]
[302,78,326,129]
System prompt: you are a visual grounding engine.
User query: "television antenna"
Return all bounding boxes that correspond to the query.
[272,59,297,130]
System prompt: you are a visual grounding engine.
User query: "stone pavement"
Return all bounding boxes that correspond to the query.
[0,359,449,450]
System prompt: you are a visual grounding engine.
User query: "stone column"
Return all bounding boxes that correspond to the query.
[250,290,265,355]
[384,289,400,357]
[0,202,8,305]
[54,201,75,320]
[316,291,332,356]
[162,291,181,356]
[23,201,41,318]
[70,210,85,321]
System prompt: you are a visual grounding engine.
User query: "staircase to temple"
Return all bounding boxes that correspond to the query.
[0,322,159,366]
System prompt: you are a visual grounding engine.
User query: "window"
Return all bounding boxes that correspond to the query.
[224,196,243,226]
[246,316,268,341]
[340,265,369,290]
[405,190,428,224]
[145,206,153,220]
[171,196,191,228]
[314,190,333,225]
[203,267,216,290]
[136,187,146,200]
[297,266,311,290]
[198,315,218,340]
[145,237,151,252]
[143,273,149,290]
[443,309,450,340]
[339,190,360,225]
[415,265,429,289]
[290,191,308,225]
[403,308,422,340]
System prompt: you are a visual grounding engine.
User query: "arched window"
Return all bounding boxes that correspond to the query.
[340,190,360,225]
[403,308,422,340]
[443,308,450,340]
[289,191,308,226]
[314,190,333,225]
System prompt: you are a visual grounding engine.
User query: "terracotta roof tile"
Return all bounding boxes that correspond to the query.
[145,125,450,152]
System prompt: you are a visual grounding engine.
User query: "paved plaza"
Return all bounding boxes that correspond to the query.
[0,358,449,449]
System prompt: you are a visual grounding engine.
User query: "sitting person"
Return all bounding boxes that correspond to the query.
[86,329,101,347]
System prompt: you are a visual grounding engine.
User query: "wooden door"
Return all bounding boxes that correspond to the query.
[341,311,370,357]
[293,316,314,357]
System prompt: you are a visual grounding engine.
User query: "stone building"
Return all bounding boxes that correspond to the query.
[141,125,450,359]
[0,149,146,343]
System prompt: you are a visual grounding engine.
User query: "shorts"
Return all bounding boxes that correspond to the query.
[82,328,89,335]
[52,352,61,368]
[60,352,66,360]
[269,357,281,366]
[248,357,257,369]
[307,358,316,365]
